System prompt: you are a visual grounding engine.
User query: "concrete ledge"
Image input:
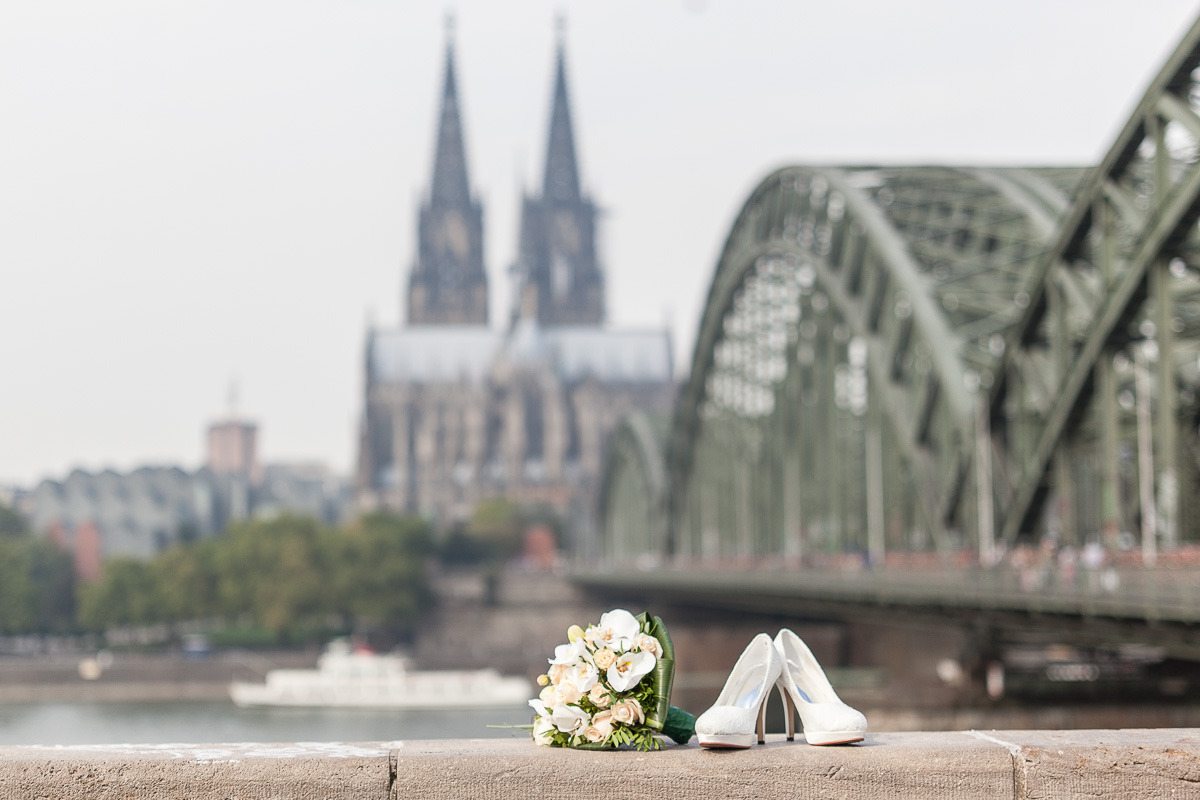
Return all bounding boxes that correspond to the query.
[1,730,1198,799]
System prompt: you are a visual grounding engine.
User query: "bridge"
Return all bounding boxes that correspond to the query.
[591,13,1200,660]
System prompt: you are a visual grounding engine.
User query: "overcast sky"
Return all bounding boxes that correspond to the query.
[2,0,1199,487]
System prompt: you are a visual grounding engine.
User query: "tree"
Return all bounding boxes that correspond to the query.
[74,513,437,641]
[77,559,158,629]
[332,513,434,635]
[0,502,27,538]
[440,498,523,565]
[0,504,75,634]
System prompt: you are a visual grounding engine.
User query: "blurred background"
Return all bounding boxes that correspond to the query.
[4,0,1200,744]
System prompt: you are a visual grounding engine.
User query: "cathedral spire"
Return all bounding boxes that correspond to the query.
[542,19,582,204]
[430,17,471,208]
[407,18,488,326]
[509,19,604,327]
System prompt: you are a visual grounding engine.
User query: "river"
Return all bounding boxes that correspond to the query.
[0,702,535,746]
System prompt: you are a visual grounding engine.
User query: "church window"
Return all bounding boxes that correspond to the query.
[524,388,545,461]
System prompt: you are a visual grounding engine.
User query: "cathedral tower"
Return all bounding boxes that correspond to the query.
[511,26,605,327]
[407,23,489,326]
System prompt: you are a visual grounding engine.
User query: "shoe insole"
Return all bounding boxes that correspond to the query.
[735,680,764,709]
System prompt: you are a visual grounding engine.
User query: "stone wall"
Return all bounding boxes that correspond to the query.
[2,730,1199,799]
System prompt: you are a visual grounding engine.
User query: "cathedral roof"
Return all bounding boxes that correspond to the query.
[369,324,673,386]
[541,327,673,383]
[497,320,673,383]
[370,327,500,384]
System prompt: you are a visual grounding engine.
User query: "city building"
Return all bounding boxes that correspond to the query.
[356,27,676,537]
[28,416,349,568]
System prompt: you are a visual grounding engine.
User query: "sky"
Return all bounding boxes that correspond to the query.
[2,0,1199,487]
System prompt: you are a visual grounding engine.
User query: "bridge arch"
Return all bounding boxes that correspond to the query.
[989,15,1200,557]
[668,165,1077,562]
[599,13,1200,567]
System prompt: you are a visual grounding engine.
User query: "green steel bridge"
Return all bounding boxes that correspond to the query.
[590,13,1200,654]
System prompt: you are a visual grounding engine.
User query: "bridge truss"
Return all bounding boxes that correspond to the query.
[600,15,1200,565]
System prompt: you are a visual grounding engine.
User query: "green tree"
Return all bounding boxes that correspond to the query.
[77,558,159,629]
[332,513,434,635]
[155,539,219,622]
[441,498,523,565]
[75,513,437,642]
[0,502,27,538]
[0,505,75,634]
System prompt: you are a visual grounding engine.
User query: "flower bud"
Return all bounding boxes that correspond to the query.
[537,674,550,686]
[567,625,585,643]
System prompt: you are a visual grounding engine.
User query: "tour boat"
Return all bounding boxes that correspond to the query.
[229,639,532,709]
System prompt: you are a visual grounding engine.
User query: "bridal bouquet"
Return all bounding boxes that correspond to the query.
[529,609,695,750]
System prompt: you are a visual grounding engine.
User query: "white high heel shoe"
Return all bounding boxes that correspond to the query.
[774,628,867,745]
[695,633,782,749]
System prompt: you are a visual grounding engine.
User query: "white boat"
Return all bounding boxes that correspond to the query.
[229,640,533,709]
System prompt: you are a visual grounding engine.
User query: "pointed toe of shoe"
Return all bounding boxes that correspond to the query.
[695,705,758,737]
[695,705,760,748]
[801,702,867,745]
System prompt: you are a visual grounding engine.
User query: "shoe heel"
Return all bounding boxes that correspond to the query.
[756,695,767,745]
[780,684,796,741]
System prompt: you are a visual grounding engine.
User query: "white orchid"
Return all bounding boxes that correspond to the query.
[563,660,599,692]
[585,608,641,652]
[548,639,589,666]
[550,703,591,735]
[529,697,550,718]
[607,649,657,692]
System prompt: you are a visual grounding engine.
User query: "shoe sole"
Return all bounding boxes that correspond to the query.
[804,731,865,746]
[697,734,756,749]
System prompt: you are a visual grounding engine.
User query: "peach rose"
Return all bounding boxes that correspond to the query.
[554,682,583,706]
[587,682,614,708]
[549,663,570,685]
[539,685,556,706]
[633,634,662,657]
[610,697,645,726]
[592,648,618,670]
[582,709,615,743]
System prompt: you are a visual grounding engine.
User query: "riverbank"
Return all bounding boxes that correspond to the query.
[0,651,315,704]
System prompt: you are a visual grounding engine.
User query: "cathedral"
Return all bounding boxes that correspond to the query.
[355,28,676,532]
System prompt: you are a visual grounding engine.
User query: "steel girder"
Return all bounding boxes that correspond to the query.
[991,15,1200,555]
[591,14,1200,569]
[667,164,1084,561]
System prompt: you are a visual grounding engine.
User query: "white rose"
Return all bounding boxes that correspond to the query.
[533,715,556,746]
